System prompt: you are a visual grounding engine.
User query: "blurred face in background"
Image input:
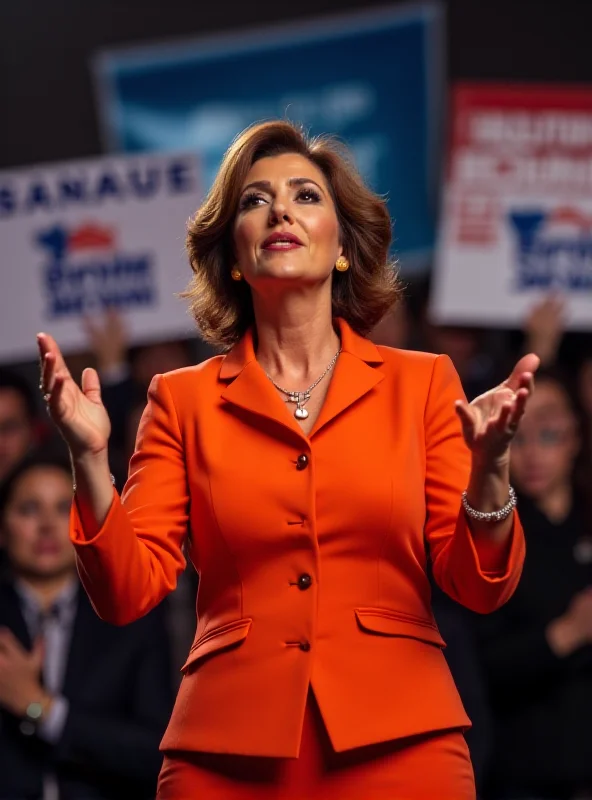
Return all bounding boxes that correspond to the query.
[0,389,34,483]
[511,379,579,501]
[0,466,76,581]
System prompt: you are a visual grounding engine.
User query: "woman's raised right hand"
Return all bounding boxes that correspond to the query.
[37,332,111,459]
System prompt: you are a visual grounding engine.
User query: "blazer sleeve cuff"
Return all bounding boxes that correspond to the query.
[69,486,120,547]
[447,507,525,614]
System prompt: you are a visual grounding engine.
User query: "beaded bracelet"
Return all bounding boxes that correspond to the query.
[461,486,517,523]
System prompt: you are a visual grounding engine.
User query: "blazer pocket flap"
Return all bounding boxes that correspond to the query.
[181,618,252,672]
[355,607,446,648]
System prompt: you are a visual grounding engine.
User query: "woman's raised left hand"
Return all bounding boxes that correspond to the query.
[455,353,540,464]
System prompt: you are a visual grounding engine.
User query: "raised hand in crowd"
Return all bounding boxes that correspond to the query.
[546,585,592,657]
[524,293,566,367]
[83,308,128,376]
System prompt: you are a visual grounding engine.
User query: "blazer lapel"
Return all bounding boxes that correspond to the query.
[309,319,385,437]
[219,318,384,440]
[220,328,307,443]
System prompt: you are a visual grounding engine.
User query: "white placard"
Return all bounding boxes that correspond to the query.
[431,84,592,329]
[0,152,203,362]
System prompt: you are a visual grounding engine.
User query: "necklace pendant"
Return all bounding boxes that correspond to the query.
[294,407,309,420]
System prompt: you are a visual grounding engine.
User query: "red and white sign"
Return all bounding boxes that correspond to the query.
[431,83,592,328]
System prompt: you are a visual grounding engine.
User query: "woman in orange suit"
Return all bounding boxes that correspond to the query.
[37,121,538,799]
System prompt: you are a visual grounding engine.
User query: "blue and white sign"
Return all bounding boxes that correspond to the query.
[0,153,201,362]
[93,3,443,271]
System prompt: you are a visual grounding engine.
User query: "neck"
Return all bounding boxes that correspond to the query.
[16,571,77,612]
[535,483,572,523]
[253,289,340,385]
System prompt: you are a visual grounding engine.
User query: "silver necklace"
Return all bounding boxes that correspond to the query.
[265,346,341,420]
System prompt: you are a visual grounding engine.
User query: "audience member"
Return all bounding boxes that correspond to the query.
[0,369,40,484]
[474,370,592,800]
[0,452,174,799]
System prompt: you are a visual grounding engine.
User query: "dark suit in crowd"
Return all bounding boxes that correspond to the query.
[0,579,173,800]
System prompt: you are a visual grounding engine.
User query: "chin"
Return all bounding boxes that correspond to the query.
[262,261,331,282]
[29,556,75,576]
[518,478,551,500]
[255,267,311,284]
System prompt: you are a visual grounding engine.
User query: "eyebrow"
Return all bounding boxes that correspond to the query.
[240,177,325,195]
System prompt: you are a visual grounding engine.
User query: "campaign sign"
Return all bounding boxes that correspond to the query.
[0,153,201,362]
[431,83,592,329]
[93,3,443,271]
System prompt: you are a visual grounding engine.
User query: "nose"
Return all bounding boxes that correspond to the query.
[38,511,61,535]
[269,197,294,225]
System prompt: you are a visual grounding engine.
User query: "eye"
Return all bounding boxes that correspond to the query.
[239,192,267,210]
[539,428,564,446]
[15,500,39,517]
[58,499,71,516]
[296,187,321,203]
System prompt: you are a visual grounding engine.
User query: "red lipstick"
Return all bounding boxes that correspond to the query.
[261,231,304,250]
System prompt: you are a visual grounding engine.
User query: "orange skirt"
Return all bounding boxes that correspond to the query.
[157,691,475,799]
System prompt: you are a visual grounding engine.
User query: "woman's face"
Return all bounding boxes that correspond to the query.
[233,153,342,293]
[1,466,76,580]
[511,381,579,500]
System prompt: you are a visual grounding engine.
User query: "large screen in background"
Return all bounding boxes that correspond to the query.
[93,3,443,273]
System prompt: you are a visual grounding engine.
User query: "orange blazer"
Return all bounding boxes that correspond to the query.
[70,317,525,758]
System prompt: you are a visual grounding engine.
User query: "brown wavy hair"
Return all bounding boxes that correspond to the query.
[183,120,400,350]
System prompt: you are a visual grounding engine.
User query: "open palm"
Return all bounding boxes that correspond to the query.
[37,332,111,459]
[455,353,540,462]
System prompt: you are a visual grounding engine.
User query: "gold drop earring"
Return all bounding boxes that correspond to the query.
[231,267,243,281]
[335,256,350,272]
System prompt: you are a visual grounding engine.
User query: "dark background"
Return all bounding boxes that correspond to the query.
[1,0,590,171]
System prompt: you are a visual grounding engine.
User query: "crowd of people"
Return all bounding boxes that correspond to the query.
[0,280,590,799]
